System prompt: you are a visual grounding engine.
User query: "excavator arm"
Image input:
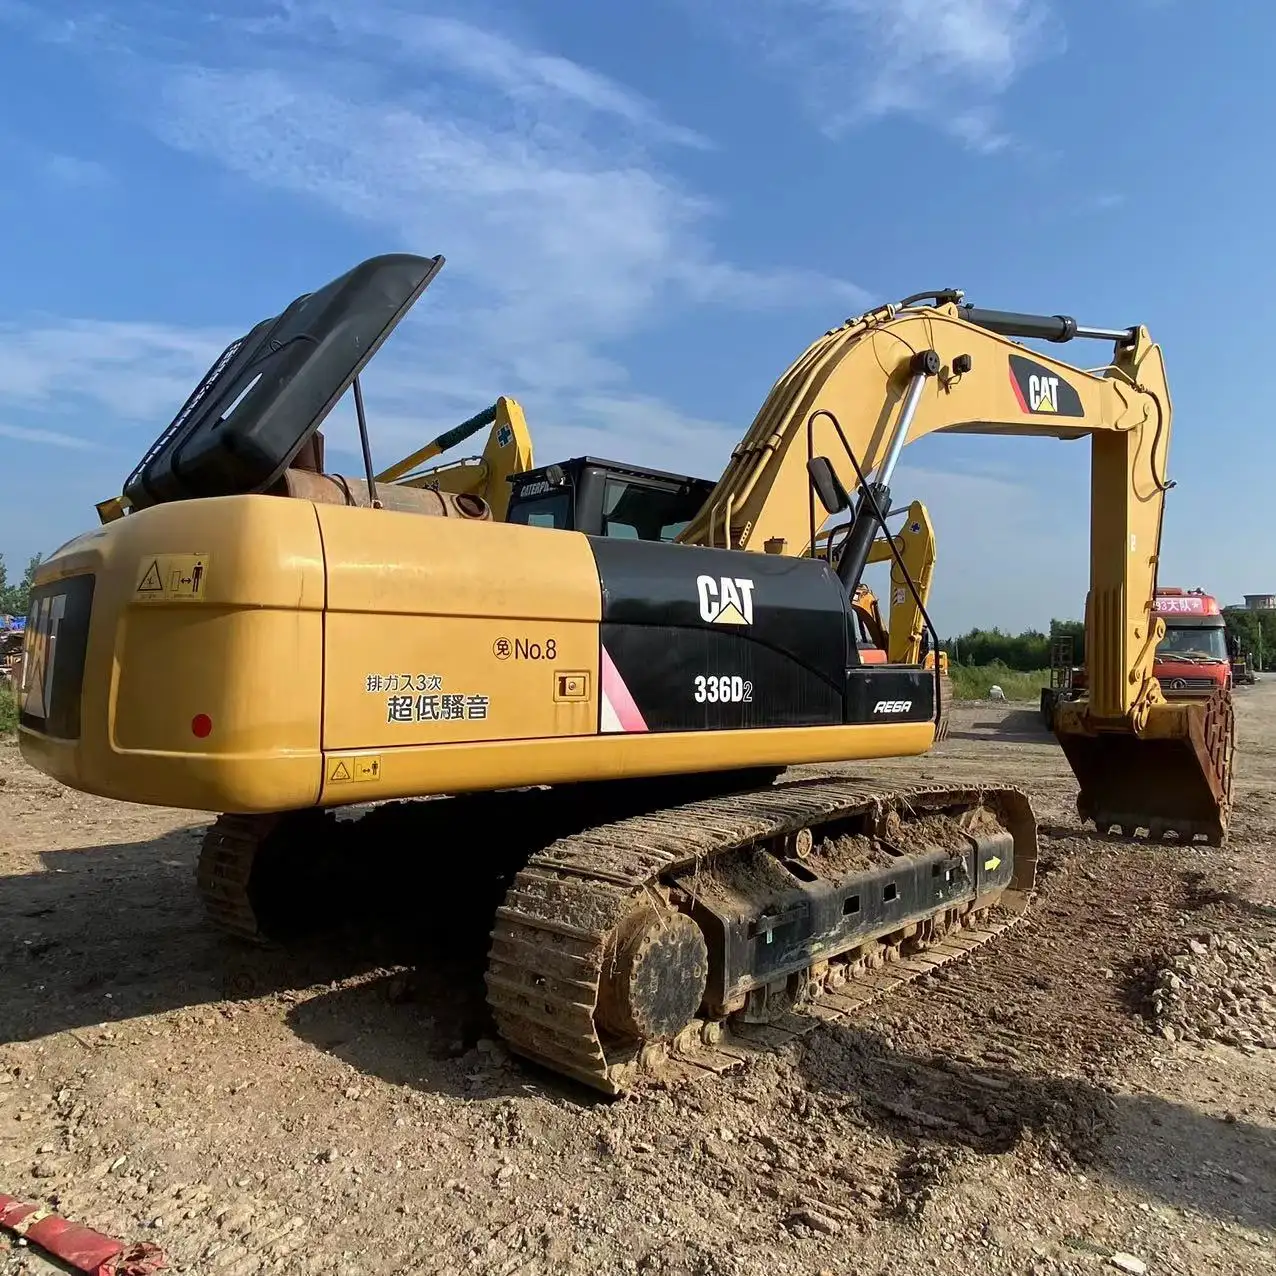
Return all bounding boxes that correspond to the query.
[374,395,532,522]
[679,293,1232,842]
[863,499,937,665]
[830,499,935,662]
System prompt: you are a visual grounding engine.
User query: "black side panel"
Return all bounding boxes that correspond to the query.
[589,537,847,732]
[844,666,935,725]
[123,253,445,510]
[19,575,95,740]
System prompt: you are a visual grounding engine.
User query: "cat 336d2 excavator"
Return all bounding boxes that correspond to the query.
[19,254,1234,1095]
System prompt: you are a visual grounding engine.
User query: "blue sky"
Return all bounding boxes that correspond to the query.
[0,0,1271,632]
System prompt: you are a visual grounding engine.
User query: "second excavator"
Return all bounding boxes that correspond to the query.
[17,254,1233,1094]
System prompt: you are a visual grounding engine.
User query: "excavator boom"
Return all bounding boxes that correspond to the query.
[678,291,1229,841]
[833,499,938,665]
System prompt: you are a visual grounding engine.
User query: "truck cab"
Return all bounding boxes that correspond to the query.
[1150,588,1232,695]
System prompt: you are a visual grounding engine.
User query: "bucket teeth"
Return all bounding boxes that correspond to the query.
[1056,688,1235,846]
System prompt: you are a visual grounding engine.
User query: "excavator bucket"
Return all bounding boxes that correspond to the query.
[1053,690,1235,845]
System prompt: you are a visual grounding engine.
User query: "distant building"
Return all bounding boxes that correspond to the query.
[1244,594,1276,611]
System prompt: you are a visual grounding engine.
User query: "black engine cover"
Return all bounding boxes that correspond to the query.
[122,253,444,511]
[590,537,848,732]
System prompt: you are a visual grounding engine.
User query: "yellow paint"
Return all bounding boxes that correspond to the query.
[380,396,534,521]
[554,672,589,701]
[134,553,211,602]
[983,856,1002,872]
[316,720,935,807]
[19,495,325,813]
[353,755,381,781]
[676,303,1172,731]
[319,502,602,750]
[839,499,938,663]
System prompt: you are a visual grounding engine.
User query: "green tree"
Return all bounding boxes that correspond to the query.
[0,553,41,617]
[941,619,1085,671]
[1049,617,1085,664]
[1223,606,1276,671]
[943,626,1048,671]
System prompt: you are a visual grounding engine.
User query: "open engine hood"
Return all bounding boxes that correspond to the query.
[121,252,445,511]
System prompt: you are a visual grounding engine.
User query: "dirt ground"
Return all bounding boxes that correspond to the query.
[2,690,1274,1276]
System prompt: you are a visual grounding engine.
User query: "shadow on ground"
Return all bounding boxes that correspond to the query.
[795,1020,1276,1232]
[0,815,516,1052]
[949,707,1052,744]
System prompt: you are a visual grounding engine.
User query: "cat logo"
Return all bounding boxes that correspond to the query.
[1026,374,1060,413]
[1008,354,1085,418]
[697,575,756,626]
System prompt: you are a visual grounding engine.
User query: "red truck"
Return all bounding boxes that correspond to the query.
[1042,587,1232,726]
[1146,587,1232,695]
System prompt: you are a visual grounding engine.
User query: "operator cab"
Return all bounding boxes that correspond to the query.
[506,457,716,542]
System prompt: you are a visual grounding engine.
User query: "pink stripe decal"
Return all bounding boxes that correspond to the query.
[600,645,648,733]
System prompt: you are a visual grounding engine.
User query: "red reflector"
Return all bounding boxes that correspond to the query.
[191,714,213,738]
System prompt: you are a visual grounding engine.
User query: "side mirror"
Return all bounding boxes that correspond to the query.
[807,456,851,515]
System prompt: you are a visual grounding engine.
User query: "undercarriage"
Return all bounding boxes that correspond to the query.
[197,773,1036,1095]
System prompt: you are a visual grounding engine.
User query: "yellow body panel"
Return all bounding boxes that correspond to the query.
[319,723,933,807]
[21,495,326,811]
[19,493,937,815]
[318,507,602,751]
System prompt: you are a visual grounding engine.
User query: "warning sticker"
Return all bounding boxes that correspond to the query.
[134,554,210,602]
[328,755,382,784]
[352,756,381,782]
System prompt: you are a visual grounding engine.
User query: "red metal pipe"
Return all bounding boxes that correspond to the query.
[0,1193,166,1275]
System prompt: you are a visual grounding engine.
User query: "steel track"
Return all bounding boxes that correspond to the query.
[195,778,1036,1097]
[486,778,1035,1095]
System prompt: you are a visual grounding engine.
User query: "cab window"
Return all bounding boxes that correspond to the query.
[508,491,572,529]
[602,477,703,542]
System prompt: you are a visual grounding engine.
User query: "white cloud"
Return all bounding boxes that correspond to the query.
[81,2,868,468]
[0,1,1096,632]
[0,1,871,476]
[0,421,104,450]
[0,318,231,424]
[255,6,714,153]
[688,0,1059,151]
[149,62,861,348]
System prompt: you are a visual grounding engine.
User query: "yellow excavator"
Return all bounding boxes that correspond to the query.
[18,254,1233,1095]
